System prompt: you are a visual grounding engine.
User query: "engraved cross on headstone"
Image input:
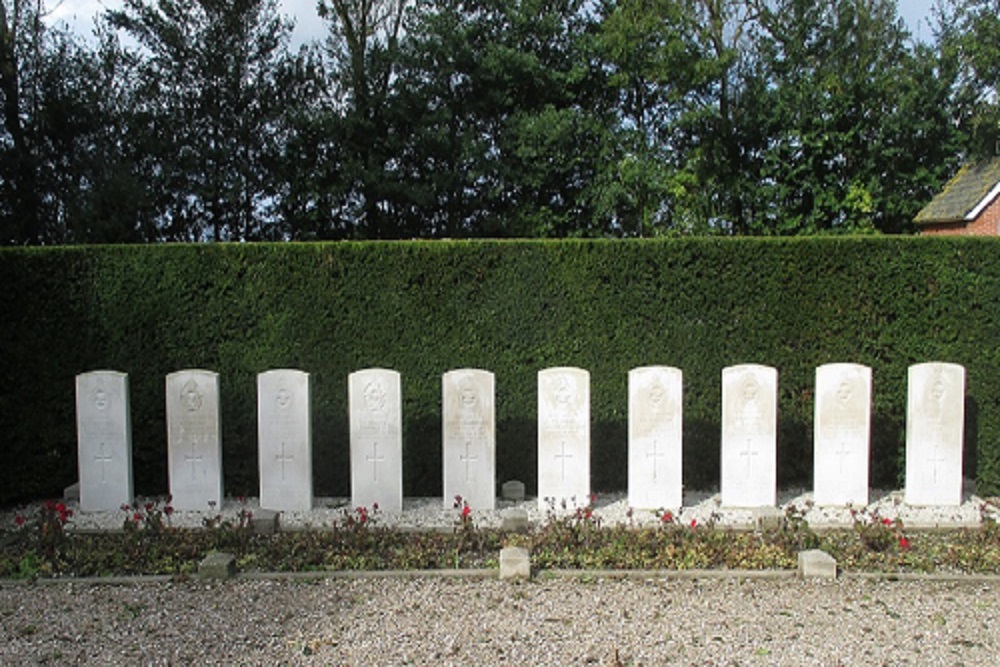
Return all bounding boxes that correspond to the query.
[460,441,478,484]
[646,439,665,481]
[275,441,294,482]
[555,440,574,482]
[367,441,386,483]
[95,442,113,484]
[834,440,852,474]
[740,439,759,478]
[185,441,203,481]
[928,442,947,484]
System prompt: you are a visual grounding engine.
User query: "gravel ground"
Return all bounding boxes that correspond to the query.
[1,575,998,665]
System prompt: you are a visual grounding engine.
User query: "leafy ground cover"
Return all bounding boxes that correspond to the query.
[2,498,999,580]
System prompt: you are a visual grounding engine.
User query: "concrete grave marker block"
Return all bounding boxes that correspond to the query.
[76,370,133,512]
[499,546,531,580]
[350,368,403,512]
[798,549,837,579]
[537,367,590,510]
[905,362,965,506]
[258,369,312,512]
[166,370,223,511]
[442,369,496,510]
[814,363,872,506]
[721,364,777,508]
[628,366,683,510]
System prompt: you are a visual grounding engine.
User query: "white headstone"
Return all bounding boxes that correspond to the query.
[721,364,778,508]
[349,368,403,511]
[537,367,590,510]
[76,370,133,512]
[905,362,965,506]
[442,369,496,510]
[814,363,872,506]
[258,369,312,512]
[628,366,683,510]
[166,370,223,511]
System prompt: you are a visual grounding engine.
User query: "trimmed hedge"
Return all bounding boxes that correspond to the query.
[1,238,998,506]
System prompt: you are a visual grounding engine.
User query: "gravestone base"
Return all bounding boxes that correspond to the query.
[501,508,530,532]
[500,547,531,580]
[798,550,837,579]
[753,507,786,531]
[199,552,236,580]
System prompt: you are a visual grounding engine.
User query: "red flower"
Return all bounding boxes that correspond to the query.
[690,519,698,528]
[133,513,142,523]
[164,506,174,516]
[373,502,379,511]
[899,536,911,551]
[145,503,154,512]
[881,517,892,526]
[661,511,673,523]
[14,515,25,527]
[461,505,471,518]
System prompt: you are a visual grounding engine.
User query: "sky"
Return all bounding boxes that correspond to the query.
[46,0,940,48]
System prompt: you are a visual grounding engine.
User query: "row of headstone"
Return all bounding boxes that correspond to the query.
[75,362,966,514]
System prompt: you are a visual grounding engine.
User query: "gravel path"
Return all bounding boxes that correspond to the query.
[2,575,998,665]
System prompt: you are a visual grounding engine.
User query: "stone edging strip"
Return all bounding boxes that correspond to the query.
[5,567,1000,587]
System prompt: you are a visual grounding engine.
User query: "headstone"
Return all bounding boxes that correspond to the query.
[76,370,133,512]
[721,364,778,508]
[905,362,965,506]
[442,369,496,510]
[814,363,872,506]
[258,369,312,512]
[628,366,683,510]
[349,368,403,512]
[537,367,590,510]
[166,370,223,511]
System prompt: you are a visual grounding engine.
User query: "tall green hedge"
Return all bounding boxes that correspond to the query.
[1,238,998,506]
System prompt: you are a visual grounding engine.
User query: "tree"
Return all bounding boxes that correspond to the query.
[105,0,305,241]
[0,0,44,243]
[936,0,1000,159]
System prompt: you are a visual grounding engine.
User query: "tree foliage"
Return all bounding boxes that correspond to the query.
[0,0,993,243]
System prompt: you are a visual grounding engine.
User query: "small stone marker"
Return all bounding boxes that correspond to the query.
[442,369,496,510]
[721,364,778,508]
[349,368,403,512]
[250,509,280,536]
[199,552,236,580]
[166,370,223,512]
[258,369,312,512]
[798,549,837,579]
[628,366,683,510]
[76,370,134,512]
[537,367,590,510]
[501,480,526,501]
[814,363,872,506]
[499,546,531,580]
[905,362,965,506]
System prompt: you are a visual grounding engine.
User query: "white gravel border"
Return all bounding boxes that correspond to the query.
[4,480,996,533]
